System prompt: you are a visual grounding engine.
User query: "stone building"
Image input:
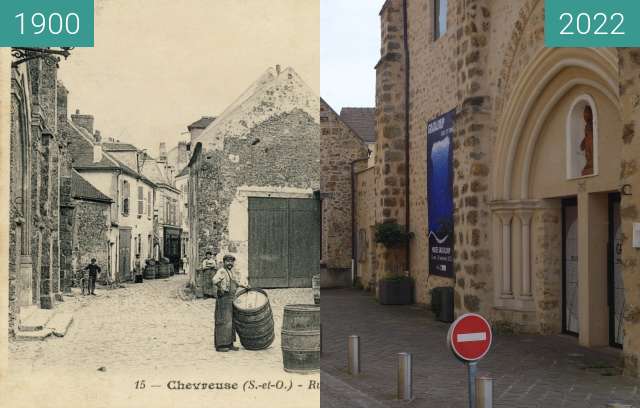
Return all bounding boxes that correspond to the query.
[354,0,640,375]
[319,100,369,287]
[141,149,182,272]
[187,66,320,289]
[8,57,73,336]
[71,170,113,274]
[340,107,376,167]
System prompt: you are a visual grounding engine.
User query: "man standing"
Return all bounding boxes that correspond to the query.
[201,250,217,270]
[84,258,101,296]
[212,255,239,352]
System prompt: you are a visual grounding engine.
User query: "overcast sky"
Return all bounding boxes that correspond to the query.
[320,0,383,112]
[58,0,319,157]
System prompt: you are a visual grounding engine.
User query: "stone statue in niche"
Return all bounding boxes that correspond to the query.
[580,105,594,176]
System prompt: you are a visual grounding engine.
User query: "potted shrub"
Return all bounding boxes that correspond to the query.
[374,221,414,305]
[378,275,414,305]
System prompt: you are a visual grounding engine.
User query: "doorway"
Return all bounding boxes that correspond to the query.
[562,198,579,335]
[119,228,132,281]
[248,197,320,288]
[608,193,624,348]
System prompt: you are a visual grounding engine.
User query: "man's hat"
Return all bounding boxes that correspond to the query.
[223,254,236,262]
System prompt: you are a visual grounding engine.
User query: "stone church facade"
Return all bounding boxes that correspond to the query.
[358,0,640,375]
[9,58,73,336]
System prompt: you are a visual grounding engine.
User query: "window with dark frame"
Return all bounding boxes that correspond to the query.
[434,0,448,40]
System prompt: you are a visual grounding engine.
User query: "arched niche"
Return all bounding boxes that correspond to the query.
[566,95,598,180]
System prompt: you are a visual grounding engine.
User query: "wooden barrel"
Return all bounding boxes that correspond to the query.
[233,288,275,350]
[312,274,320,305]
[143,265,157,279]
[157,264,171,279]
[281,304,320,374]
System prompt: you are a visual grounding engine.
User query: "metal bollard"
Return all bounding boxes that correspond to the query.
[397,352,413,401]
[475,376,493,408]
[347,335,360,375]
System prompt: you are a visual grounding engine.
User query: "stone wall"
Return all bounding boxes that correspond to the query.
[190,109,320,285]
[373,0,409,285]
[354,167,376,291]
[618,48,640,377]
[8,57,68,336]
[320,100,368,284]
[73,200,111,276]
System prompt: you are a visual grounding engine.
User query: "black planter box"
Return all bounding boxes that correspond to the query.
[378,278,414,305]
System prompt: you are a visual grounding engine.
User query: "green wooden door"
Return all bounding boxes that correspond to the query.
[248,197,320,288]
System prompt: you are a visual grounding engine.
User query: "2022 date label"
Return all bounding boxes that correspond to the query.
[545,0,640,47]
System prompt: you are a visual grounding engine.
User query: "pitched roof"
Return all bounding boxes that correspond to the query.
[193,66,319,151]
[68,122,122,170]
[187,116,216,131]
[102,142,138,152]
[68,121,156,187]
[340,107,376,143]
[72,170,113,203]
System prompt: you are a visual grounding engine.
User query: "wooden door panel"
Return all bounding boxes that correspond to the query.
[288,200,320,288]
[249,198,288,288]
[119,229,131,281]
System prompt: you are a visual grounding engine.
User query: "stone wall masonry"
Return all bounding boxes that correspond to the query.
[355,167,377,291]
[191,109,320,283]
[73,200,111,276]
[618,48,640,377]
[450,0,494,317]
[374,0,409,284]
[320,100,369,272]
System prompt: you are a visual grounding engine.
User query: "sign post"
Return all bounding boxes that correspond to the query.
[447,313,493,408]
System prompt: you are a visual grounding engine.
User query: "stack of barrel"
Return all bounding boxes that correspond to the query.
[281,304,320,373]
[233,288,275,350]
[143,260,157,279]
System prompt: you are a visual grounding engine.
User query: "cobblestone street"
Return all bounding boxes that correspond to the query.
[321,289,640,408]
[10,275,315,372]
[6,275,319,408]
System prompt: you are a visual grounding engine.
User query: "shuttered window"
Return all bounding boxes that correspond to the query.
[138,186,144,215]
[122,180,130,216]
[147,191,152,219]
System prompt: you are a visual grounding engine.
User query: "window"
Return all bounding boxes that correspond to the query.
[147,191,152,219]
[138,186,144,215]
[434,0,448,40]
[148,235,152,258]
[122,180,130,216]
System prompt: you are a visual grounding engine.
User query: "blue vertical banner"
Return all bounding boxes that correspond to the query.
[427,110,455,278]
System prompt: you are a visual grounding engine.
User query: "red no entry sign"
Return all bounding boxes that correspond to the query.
[447,313,492,362]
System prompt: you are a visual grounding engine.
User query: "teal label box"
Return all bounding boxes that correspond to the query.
[0,0,94,47]
[545,0,640,47]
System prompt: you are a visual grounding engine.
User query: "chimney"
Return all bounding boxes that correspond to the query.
[159,142,167,160]
[71,109,95,134]
[276,64,281,75]
[93,144,103,163]
[94,130,101,143]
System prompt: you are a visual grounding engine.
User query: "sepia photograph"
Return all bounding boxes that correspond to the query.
[2,1,320,407]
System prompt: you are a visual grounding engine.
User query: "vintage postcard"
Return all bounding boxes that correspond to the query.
[1,1,320,407]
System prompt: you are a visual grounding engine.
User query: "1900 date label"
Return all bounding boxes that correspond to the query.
[0,0,93,47]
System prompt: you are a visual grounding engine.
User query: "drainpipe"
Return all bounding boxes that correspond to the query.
[402,0,411,277]
[351,157,369,286]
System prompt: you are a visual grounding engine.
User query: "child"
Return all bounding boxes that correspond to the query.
[83,258,101,295]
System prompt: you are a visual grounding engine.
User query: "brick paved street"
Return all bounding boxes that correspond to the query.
[6,275,319,408]
[321,289,640,408]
